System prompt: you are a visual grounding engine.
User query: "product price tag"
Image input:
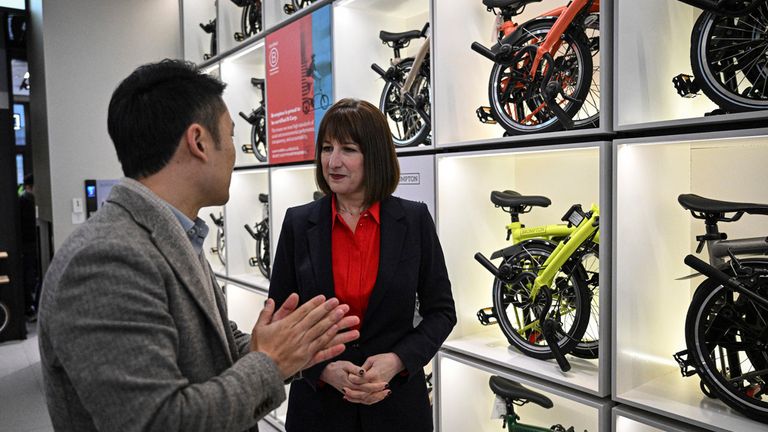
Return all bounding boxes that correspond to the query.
[491,395,506,420]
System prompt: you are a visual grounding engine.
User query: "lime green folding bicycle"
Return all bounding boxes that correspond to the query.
[475,191,600,371]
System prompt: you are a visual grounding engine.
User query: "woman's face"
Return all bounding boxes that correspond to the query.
[321,138,365,201]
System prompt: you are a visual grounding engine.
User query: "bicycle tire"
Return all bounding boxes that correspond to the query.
[685,259,768,422]
[216,227,227,266]
[691,6,768,112]
[570,242,600,359]
[491,242,590,360]
[488,21,592,134]
[378,58,431,147]
[0,302,9,335]
[250,108,267,162]
[255,224,270,279]
[573,11,600,130]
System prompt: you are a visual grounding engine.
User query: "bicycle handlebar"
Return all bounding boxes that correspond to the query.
[475,253,501,278]
[244,224,257,239]
[421,22,430,37]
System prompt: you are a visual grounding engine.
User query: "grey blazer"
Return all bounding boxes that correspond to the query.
[38,179,285,432]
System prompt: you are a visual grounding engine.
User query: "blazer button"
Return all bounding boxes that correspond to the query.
[351,343,360,348]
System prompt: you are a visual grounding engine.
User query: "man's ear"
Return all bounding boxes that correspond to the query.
[183,123,208,162]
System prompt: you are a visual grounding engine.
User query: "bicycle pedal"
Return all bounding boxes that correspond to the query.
[673,350,698,377]
[242,144,254,153]
[248,257,258,267]
[283,4,296,14]
[476,307,498,326]
[210,247,219,253]
[672,73,700,98]
[234,32,245,42]
[475,106,497,124]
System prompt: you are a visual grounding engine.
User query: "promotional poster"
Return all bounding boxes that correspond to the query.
[266,5,332,163]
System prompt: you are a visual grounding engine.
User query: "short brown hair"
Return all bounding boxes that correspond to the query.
[315,98,399,207]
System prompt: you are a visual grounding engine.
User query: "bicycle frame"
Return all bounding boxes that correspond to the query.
[527,0,596,80]
[504,413,551,432]
[400,35,430,103]
[528,204,599,301]
[504,220,601,245]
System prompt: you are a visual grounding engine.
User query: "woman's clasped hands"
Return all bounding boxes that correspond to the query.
[319,353,405,405]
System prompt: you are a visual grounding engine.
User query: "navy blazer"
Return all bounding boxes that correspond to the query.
[269,195,456,432]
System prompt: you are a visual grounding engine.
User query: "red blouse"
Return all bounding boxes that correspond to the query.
[331,196,381,330]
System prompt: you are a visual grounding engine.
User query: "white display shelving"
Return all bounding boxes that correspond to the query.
[435,351,610,432]
[613,128,768,432]
[177,2,768,431]
[433,0,611,148]
[437,142,611,397]
[614,0,768,131]
[613,405,709,432]
[221,43,268,168]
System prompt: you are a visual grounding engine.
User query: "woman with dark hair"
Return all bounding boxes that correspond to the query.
[269,98,456,432]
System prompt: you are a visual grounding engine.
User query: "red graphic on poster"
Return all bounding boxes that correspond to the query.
[266,15,315,163]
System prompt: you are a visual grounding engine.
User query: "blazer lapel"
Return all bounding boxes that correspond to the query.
[306,196,335,300]
[107,180,232,359]
[361,197,406,332]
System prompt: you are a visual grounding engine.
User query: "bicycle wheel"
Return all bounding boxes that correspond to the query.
[685,260,768,422]
[378,59,431,147]
[0,302,9,335]
[246,2,261,36]
[573,12,600,130]
[691,5,768,112]
[251,109,267,162]
[255,225,270,279]
[216,227,227,266]
[491,242,590,360]
[488,21,592,134]
[570,242,600,359]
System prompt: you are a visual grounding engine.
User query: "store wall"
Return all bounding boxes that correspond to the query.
[29,0,181,250]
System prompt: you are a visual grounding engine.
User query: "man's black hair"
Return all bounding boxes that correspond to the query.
[23,174,33,187]
[107,59,227,179]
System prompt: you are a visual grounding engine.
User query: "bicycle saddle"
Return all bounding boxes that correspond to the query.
[258,193,269,203]
[482,0,542,10]
[678,194,768,216]
[379,29,423,44]
[490,190,551,208]
[489,376,553,409]
[250,77,265,88]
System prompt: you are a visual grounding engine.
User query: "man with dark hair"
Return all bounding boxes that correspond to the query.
[38,59,360,432]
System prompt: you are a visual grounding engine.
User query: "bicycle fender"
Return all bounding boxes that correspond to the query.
[497,17,558,49]
[489,239,554,260]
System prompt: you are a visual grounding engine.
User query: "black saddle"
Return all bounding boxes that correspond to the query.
[379,29,423,44]
[491,190,551,209]
[489,376,553,409]
[250,77,265,88]
[678,194,768,216]
[482,0,542,10]
[258,193,269,204]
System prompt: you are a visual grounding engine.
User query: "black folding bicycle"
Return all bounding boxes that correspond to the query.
[674,194,768,423]
[673,0,768,113]
[239,78,268,163]
[230,0,262,42]
[244,193,270,279]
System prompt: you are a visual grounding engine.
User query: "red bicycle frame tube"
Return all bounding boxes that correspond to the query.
[499,1,600,79]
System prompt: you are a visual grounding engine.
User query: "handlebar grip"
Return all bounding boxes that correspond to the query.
[244,224,257,239]
[421,22,430,37]
[209,213,221,225]
[474,252,501,278]
[238,111,250,122]
[684,254,733,286]
[371,63,387,79]
[471,42,496,63]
